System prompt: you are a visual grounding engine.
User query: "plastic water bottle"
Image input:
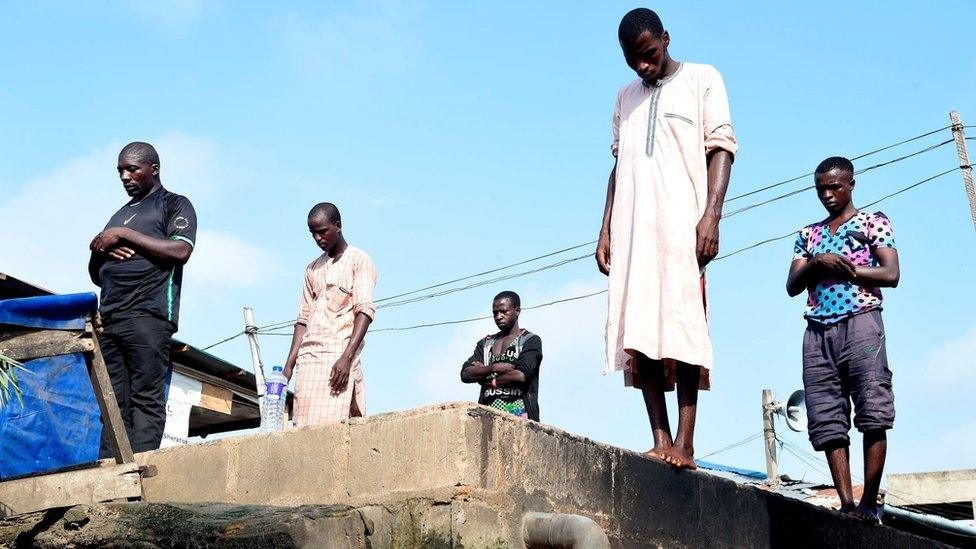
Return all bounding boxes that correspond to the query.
[260,366,287,431]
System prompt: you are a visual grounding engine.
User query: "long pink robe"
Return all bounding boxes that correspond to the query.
[605,62,737,391]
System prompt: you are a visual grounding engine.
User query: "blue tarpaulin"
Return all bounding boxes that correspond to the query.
[0,293,101,479]
[0,293,97,331]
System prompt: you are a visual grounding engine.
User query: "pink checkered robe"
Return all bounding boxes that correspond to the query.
[293,246,377,426]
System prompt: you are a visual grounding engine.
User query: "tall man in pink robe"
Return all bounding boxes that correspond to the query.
[595,8,737,470]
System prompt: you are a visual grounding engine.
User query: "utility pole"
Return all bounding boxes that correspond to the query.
[243,307,266,415]
[949,111,976,232]
[762,389,778,486]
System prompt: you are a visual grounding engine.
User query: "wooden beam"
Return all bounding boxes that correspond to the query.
[85,321,135,464]
[0,328,93,362]
[172,364,258,404]
[198,382,233,415]
[0,463,142,518]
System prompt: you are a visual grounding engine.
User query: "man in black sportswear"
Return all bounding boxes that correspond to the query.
[88,141,197,455]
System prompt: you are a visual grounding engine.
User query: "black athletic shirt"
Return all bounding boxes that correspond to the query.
[97,187,197,329]
[462,332,543,421]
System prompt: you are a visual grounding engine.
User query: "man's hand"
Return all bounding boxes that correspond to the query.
[696,214,720,268]
[491,362,515,374]
[813,253,856,279]
[329,355,353,395]
[90,228,129,254]
[282,364,294,382]
[595,232,611,275]
[107,246,136,261]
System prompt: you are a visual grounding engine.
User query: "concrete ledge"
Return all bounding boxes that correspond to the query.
[124,402,946,548]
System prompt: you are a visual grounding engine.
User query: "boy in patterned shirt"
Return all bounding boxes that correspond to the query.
[786,156,900,523]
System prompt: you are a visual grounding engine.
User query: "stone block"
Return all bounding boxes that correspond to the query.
[519,422,615,519]
[138,438,237,503]
[347,408,469,498]
[233,425,348,506]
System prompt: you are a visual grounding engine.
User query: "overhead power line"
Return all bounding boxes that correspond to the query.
[374,241,596,304]
[202,166,961,349]
[377,253,592,310]
[714,168,958,261]
[197,126,963,350]
[371,289,608,333]
[724,125,952,203]
[721,139,955,219]
[698,432,763,460]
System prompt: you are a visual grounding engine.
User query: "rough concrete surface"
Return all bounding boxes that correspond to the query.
[0,502,371,548]
[0,403,955,548]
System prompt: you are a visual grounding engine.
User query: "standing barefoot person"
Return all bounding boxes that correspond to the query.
[787,157,899,522]
[596,8,736,470]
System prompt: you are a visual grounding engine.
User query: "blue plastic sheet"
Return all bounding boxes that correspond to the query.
[0,354,101,478]
[0,293,97,330]
[0,293,101,479]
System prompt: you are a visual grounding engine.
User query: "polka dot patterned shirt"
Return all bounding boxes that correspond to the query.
[792,210,896,324]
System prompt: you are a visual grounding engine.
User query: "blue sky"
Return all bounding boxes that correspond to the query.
[3,1,975,492]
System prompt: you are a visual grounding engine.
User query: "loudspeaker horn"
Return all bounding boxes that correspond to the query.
[782,389,807,433]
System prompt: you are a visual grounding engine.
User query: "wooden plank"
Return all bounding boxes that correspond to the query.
[198,382,233,415]
[0,328,93,361]
[85,322,135,464]
[0,463,142,517]
[172,363,259,404]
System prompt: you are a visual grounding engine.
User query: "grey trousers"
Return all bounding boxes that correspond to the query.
[802,310,895,451]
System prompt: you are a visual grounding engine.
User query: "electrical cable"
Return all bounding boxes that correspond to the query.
[698,432,764,460]
[373,241,597,304]
[724,125,952,203]
[377,253,591,309]
[714,168,958,261]
[721,139,955,219]
[200,331,245,351]
[370,289,607,333]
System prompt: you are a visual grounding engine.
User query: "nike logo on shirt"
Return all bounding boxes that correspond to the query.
[123,214,138,225]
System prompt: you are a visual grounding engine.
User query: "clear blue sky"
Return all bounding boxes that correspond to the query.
[2,1,975,491]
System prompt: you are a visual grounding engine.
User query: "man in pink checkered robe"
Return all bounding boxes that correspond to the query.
[283,202,378,426]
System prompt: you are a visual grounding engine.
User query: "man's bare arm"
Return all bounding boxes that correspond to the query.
[90,227,192,265]
[696,150,733,267]
[786,254,856,296]
[329,312,373,394]
[282,322,308,381]
[461,362,494,383]
[595,160,618,275]
[490,368,527,386]
[853,248,899,288]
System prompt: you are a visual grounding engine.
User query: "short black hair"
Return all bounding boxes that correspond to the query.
[618,8,664,44]
[815,156,854,176]
[308,202,341,224]
[119,141,160,165]
[493,290,521,308]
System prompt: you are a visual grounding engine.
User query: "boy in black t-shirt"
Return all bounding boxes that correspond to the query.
[88,142,197,455]
[460,291,543,421]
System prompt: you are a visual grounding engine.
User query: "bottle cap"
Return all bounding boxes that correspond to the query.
[272,365,284,372]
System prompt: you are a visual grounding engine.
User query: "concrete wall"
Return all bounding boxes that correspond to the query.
[133,403,946,548]
[887,469,976,509]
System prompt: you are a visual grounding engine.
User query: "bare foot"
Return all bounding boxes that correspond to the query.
[837,503,855,514]
[850,504,881,524]
[662,445,697,470]
[643,446,670,461]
